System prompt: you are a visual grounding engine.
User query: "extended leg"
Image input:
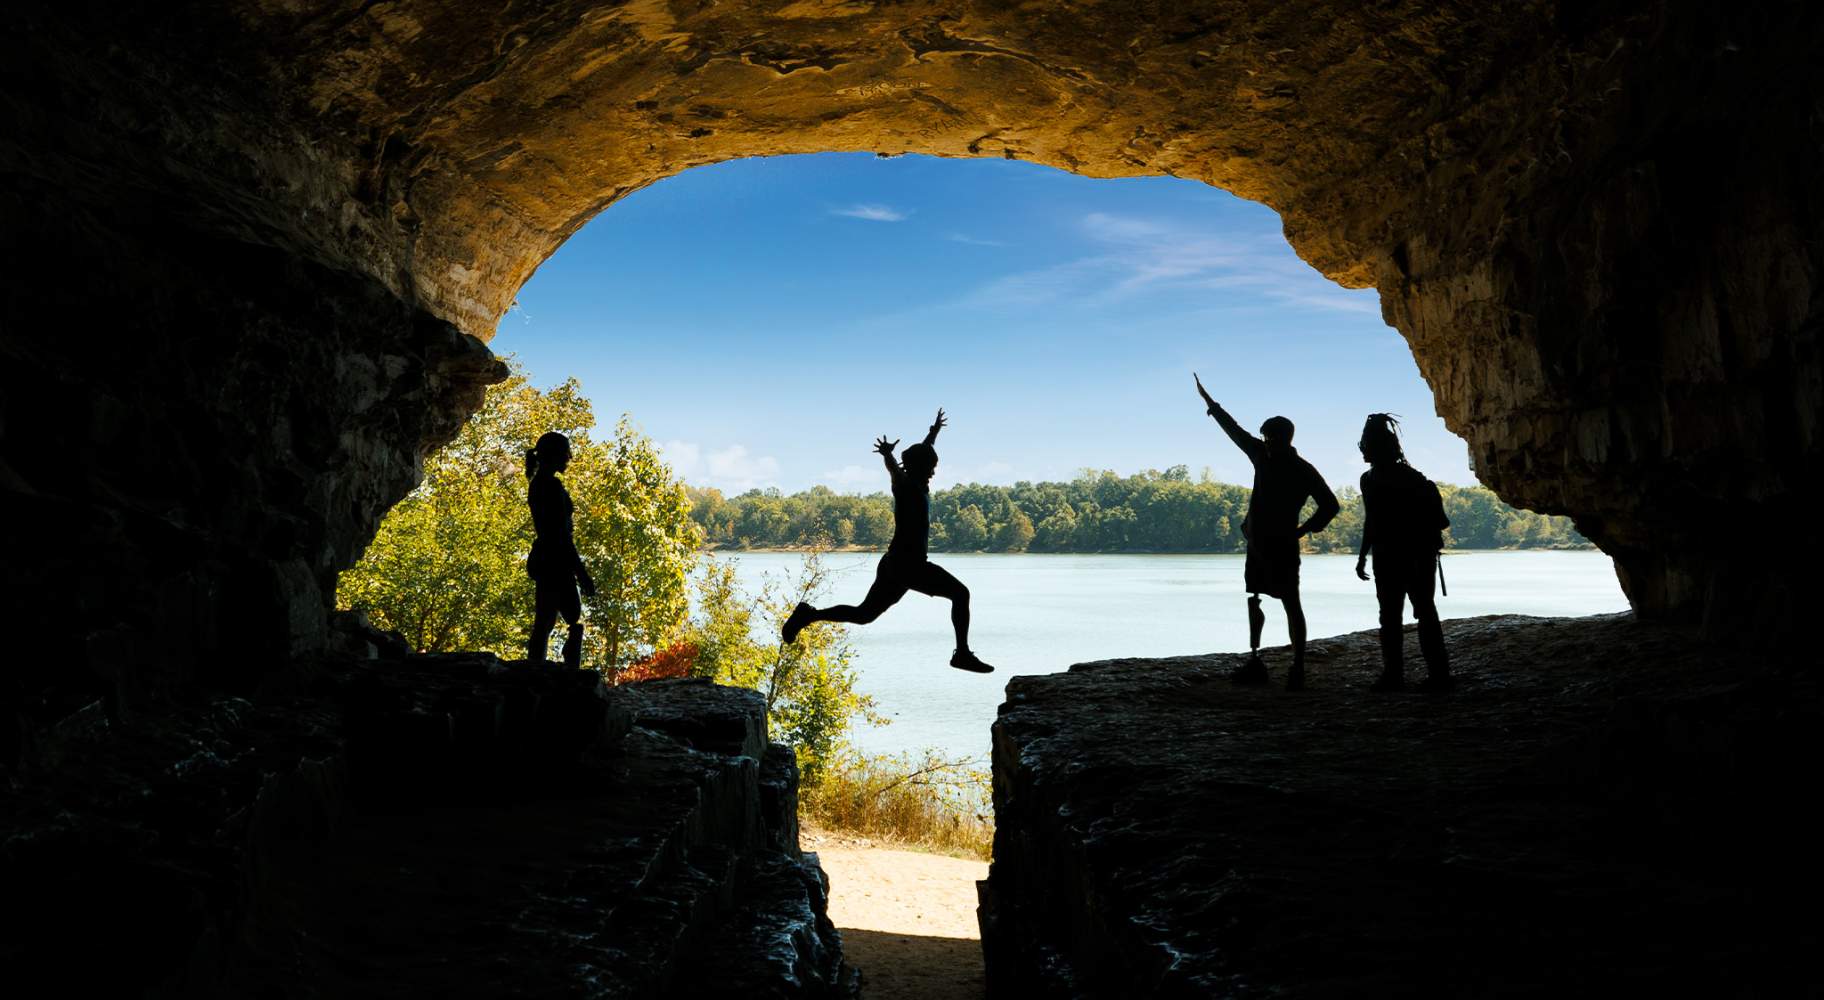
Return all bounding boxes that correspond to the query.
[910,561,972,651]
[910,562,992,672]
[785,570,908,643]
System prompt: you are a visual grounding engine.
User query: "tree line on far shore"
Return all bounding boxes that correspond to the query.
[687,468,1588,554]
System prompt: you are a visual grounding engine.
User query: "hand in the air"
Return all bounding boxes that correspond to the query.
[930,408,947,433]
[874,435,900,456]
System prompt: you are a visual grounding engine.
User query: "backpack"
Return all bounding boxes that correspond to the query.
[1373,465,1449,552]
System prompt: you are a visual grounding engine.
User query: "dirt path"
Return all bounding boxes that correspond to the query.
[807,829,989,999]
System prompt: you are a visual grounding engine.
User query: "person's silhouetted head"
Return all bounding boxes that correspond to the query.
[526,431,571,479]
[1260,416,1294,456]
[1359,413,1405,466]
[901,442,938,482]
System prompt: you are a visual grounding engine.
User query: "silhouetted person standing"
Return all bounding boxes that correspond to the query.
[782,409,994,673]
[1354,413,1452,692]
[1195,374,1339,690]
[526,431,596,668]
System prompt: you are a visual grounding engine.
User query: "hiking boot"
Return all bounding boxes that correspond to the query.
[1285,664,1307,692]
[1368,672,1406,693]
[1230,654,1269,686]
[1416,673,1454,693]
[950,649,995,673]
[781,602,812,644]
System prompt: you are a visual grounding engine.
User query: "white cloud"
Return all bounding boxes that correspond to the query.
[833,203,909,222]
[962,211,1380,315]
[662,440,781,492]
[946,232,1006,247]
[822,464,881,488]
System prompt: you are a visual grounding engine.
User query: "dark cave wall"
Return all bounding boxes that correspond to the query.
[0,181,501,695]
[1380,9,1824,628]
[2,0,1821,696]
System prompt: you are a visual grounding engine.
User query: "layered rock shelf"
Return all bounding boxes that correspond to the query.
[0,652,857,998]
[980,614,1821,997]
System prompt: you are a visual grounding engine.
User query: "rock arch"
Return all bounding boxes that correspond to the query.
[3,1,1819,675]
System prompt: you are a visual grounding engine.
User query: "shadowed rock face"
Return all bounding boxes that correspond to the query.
[2,1,1820,684]
[980,615,1822,996]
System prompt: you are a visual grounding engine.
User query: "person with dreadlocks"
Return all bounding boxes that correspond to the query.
[781,408,995,673]
[1354,413,1452,692]
[1195,373,1340,690]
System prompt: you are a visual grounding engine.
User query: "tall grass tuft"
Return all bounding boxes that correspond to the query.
[800,750,994,861]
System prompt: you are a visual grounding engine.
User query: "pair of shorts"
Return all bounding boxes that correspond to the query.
[1243,535,1300,599]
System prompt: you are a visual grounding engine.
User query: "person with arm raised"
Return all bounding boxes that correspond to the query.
[781,409,995,673]
[1195,373,1339,690]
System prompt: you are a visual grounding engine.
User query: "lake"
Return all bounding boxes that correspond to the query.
[719,550,1629,760]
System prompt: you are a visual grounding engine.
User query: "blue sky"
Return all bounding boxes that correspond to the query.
[500,153,1473,495]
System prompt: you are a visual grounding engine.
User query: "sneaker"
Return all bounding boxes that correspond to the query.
[781,602,812,644]
[1368,673,1406,692]
[950,649,995,673]
[1230,654,1269,686]
[1285,665,1306,692]
[1416,674,1454,693]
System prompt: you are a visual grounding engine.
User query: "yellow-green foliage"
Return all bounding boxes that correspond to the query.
[801,751,994,861]
[337,364,700,672]
[676,552,881,785]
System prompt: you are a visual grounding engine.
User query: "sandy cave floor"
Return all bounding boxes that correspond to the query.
[805,826,988,1000]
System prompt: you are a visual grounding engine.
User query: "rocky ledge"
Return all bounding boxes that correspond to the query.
[980,614,1822,997]
[1,652,857,998]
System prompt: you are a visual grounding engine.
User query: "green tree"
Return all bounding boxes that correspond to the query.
[569,418,701,671]
[677,553,881,783]
[338,365,699,672]
[995,501,1036,552]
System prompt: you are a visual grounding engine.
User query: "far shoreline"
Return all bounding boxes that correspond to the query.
[700,546,1600,556]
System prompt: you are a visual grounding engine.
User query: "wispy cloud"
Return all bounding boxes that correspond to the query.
[662,440,782,492]
[962,211,1379,315]
[822,464,880,489]
[832,203,909,222]
[946,232,1006,247]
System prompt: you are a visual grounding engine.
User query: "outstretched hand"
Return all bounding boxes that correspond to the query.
[1193,372,1219,415]
[874,435,900,456]
[922,407,947,446]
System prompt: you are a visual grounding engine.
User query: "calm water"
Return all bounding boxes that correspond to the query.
[720,551,1629,759]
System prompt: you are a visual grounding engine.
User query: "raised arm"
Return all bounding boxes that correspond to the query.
[923,407,946,447]
[1194,372,1264,461]
[874,435,902,480]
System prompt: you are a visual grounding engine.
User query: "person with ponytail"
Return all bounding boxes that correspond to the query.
[1354,413,1452,692]
[525,431,595,668]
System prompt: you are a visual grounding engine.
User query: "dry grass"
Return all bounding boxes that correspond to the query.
[800,751,994,861]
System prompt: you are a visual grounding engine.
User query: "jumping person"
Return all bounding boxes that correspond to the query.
[525,431,596,668]
[781,409,994,673]
[1195,374,1340,690]
[1353,413,1452,692]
